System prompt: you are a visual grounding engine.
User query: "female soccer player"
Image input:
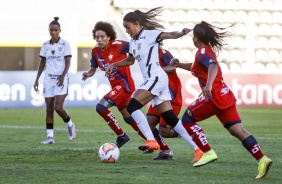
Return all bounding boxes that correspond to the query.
[33,17,76,144]
[170,21,272,179]
[146,46,202,162]
[106,7,200,158]
[82,21,145,148]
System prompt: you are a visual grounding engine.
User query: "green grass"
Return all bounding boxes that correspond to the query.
[0,107,281,184]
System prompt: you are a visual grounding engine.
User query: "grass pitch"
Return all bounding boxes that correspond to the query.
[0,107,281,184]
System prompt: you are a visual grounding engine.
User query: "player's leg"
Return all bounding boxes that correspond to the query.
[127,89,159,151]
[54,94,76,141]
[218,105,272,179]
[95,87,129,148]
[53,76,76,141]
[181,99,218,166]
[41,97,55,144]
[154,101,200,159]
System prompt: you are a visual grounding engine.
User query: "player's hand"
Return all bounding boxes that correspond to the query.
[57,75,64,86]
[199,83,212,100]
[182,28,193,35]
[33,81,39,92]
[82,72,91,81]
[170,58,179,67]
[105,64,115,77]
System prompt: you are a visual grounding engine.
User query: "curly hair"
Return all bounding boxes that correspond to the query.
[92,21,117,40]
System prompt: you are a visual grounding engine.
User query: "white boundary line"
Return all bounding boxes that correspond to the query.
[0,125,281,140]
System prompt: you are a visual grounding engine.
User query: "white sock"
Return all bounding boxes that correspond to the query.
[65,119,73,127]
[47,129,54,138]
[131,110,155,140]
[173,120,199,150]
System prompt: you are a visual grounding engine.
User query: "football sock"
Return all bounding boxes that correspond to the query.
[153,128,170,151]
[131,110,155,140]
[46,123,54,137]
[183,123,211,152]
[124,117,146,140]
[242,135,264,161]
[173,120,199,150]
[96,106,124,136]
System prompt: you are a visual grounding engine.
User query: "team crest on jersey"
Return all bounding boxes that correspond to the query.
[187,110,192,117]
[108,53,113,61]
[110,90,116,96]
[51,50,55,55]
[137,43,142,50]
[221,86,230,96]
[191,100,197,106]
[58,46,63,52]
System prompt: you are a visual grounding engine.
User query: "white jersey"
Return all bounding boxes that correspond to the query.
[129,29,166,80]
[39,38,72,75]
[129,29,172,106]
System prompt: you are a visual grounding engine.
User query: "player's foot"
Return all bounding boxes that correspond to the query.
[41,137,55,144]
[256,156,273,179]
[138,140,160,152]
[193,149,217,167]
[68,123,76,141]
[153,150,173,160]
[191,148,203,163]
[115,133,130,148]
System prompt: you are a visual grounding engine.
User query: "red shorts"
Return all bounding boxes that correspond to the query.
[146,103,182,126]
[104,86,133,110]
[187,98,241,126]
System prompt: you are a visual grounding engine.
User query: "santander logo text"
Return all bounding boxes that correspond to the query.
[180,74,282,106]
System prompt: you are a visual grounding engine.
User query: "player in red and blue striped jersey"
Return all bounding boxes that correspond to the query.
[82,21,144,148]
[171,21,272,178]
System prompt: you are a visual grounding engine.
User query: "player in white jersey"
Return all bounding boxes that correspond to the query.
[106,7,200,160]
[33,17,76,144]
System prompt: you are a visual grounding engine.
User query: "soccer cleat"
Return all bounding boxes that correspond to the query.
[68,123,76,141]
[138,140,160,152]
[153,150,173,160]
[191,148,203,163]
[256,156,273,179]
[41,137,55,144]
[115,133,130,148]
[193,149,218,167]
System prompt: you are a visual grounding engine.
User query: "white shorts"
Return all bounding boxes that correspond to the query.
[43,74,69,98]
[139,73,171,107]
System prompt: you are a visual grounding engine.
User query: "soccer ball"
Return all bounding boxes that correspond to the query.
[98,142,120,163]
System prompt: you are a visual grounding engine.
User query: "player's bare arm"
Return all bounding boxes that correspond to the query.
[33,58,46,92]
[57,56,71,86]
[105,55,135,75]
[170,58,192,71]
[162,65,176,73]
[160,28,192,40]
[82,67,96,81]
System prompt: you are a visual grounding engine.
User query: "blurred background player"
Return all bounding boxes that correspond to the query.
[33,17,76,144]
[82,21,146,148]
[170,21,272,179]
[106,7,200,159]
[145,44,203,162]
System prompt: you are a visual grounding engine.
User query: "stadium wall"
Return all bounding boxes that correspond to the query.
[0,71,281,108]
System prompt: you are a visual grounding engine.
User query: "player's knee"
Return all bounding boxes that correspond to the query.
[96,103,107,113]
[126,98,143,114]
[123,116,134,125]
[181,108,196,123]
[160,110,179,128]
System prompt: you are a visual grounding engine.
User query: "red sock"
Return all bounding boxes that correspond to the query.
[127,120,146,140]
[155,134,170,151]
[242,135,264,160]
[183,123,211,152]
[97,108,124,136]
